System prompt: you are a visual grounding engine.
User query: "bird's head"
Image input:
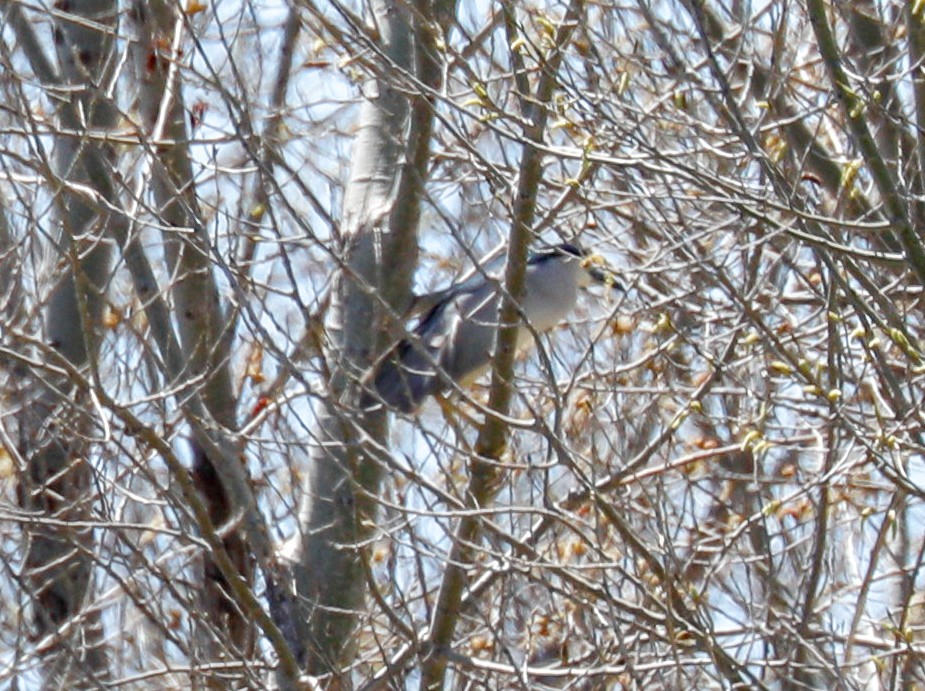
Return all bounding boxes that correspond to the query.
[540,242,621,290]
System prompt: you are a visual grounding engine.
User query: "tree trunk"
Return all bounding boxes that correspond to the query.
[128,0,254,666]
[16,0,118,685]
[291,0,457,679]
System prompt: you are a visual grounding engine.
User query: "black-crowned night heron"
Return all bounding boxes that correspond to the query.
[370,243,617,413]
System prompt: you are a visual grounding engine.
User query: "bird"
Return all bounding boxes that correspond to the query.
[368,242,618,413]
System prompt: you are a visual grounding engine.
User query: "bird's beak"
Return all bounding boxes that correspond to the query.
[582,255,622,291]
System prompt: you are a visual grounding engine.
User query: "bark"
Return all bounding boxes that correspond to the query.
[290,0,456,680]
[14,0,118,685]
[128,0,254,665]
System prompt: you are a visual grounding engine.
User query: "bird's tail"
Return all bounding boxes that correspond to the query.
[363,347,437,413]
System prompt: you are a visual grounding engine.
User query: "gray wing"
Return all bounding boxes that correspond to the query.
[371,285,497,412]
[370,291,468,412]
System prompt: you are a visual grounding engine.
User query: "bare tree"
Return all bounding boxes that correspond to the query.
[289,0,456,677]
[7,0,119,683]
[4,0,925,689]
